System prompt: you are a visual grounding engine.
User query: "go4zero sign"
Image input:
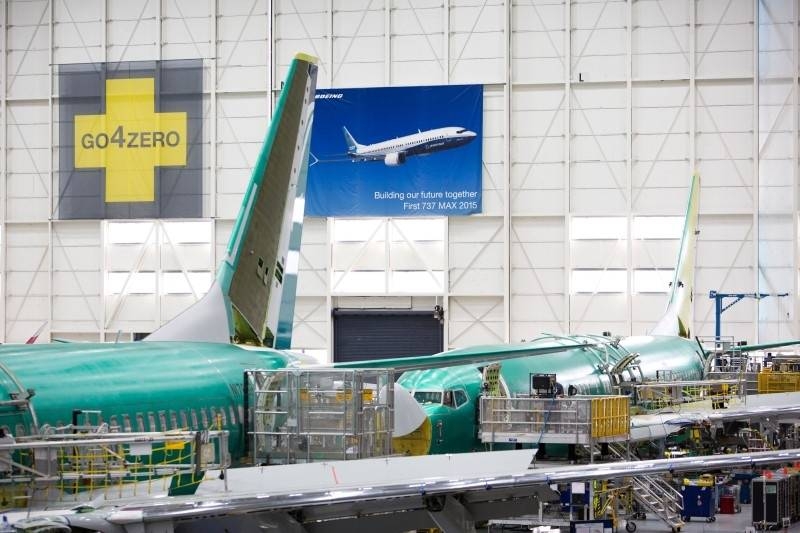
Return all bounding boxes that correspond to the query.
[58,60,202,219]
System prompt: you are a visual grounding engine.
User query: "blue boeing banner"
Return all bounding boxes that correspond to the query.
[307,84,483,217]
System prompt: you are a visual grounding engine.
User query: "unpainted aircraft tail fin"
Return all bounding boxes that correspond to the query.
[342,126,360,153]
[145,53,318,346]
[650,173,701,338]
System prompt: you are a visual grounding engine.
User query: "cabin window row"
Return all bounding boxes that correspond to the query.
[108,406,237,432]
[12,405,241,437]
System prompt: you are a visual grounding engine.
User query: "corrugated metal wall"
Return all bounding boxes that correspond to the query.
[0,0,795,362]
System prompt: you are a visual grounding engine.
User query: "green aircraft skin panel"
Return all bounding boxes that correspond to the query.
[0,341,291,461]
[398,335,705,454]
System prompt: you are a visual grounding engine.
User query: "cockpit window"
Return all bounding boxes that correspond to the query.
[443,390,454,407]
[453,389,468,408]
[456,128,466,134]
[413,391,443,405]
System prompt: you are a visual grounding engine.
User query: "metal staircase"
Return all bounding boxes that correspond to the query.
[740,427,773,452]
[608,443,685,532]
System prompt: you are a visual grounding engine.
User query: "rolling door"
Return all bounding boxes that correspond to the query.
[333,309,443,363]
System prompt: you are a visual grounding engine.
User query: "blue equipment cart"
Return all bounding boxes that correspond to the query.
[681,480,717,522]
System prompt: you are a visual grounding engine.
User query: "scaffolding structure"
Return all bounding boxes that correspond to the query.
[247,368,394,465]
[0,428,228,510]
[633,379,743,412]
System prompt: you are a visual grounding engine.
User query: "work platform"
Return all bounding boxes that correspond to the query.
[479,395,630,447]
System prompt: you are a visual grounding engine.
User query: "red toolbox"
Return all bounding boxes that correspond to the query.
[719,494,737,514]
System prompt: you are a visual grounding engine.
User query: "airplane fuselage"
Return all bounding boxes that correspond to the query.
[0,341,293,462]
[348,126,476,164]
[397,335,706,454]
[0,335,703,464]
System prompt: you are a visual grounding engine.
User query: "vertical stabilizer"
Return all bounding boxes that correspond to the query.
[145,54,318,345]
[342,126,359,153]
[650,173,701,338]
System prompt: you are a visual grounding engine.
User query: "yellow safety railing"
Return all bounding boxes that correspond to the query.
[590,396,630,438]
[480,395,631,445]
[56,437,196,500]
[758,369,800,393]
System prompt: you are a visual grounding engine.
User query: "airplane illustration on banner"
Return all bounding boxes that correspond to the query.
[342,125,477,166]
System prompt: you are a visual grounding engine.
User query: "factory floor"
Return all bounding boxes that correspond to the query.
[622,504,795,532]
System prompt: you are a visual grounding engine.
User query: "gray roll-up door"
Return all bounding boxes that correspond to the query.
[332,309,444,363]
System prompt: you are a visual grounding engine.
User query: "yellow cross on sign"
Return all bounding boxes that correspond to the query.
[74,78,187,203]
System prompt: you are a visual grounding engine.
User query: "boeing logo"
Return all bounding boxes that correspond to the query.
[342,125,477,166]
[316,93,343,99]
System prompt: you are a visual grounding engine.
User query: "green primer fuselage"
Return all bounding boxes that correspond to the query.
[398,335,705,454]
[0,341,291,462]
[0,336,705,461]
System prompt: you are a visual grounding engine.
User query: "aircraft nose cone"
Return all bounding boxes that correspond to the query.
[392,415,432,456]
[391,383,432,456]
[393,383,426,436]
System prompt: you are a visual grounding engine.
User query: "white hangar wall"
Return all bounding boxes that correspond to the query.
[0,0,796,358]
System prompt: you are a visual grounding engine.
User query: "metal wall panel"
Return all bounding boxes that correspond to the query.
[448,295,504,347]
[6,101,49,221]
[632,0,690,80]
[571,0,627,82]
[330,0,384,86]
[216,0,268,92]
[758,0,796,342]
[571,292,628,334]
[0,0,794,355]
[273,0,327,87]
[695,0,753,79]
[449,216,504,296]
[632,82,691,213]
[570,84,627,215]
[390,0,445,85]
[572,240,627,269]
[512,86,566,216]
[51,221,101,334]
[632,239,680,268]
[160,0,210,62]
[632,293,671,334]
[214,219,232,268]
[106,0,157,62]
[215,93,268,218]
[296,217,328,297]
[510,216,566,339]
[5,223,48,341]
[512,1,564,84]
[292,295,328,349]
[52,0,103,64]
[482,87,506,216]
[6,0,49,99]
[696,80,754,214]
[449,1,505,84]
